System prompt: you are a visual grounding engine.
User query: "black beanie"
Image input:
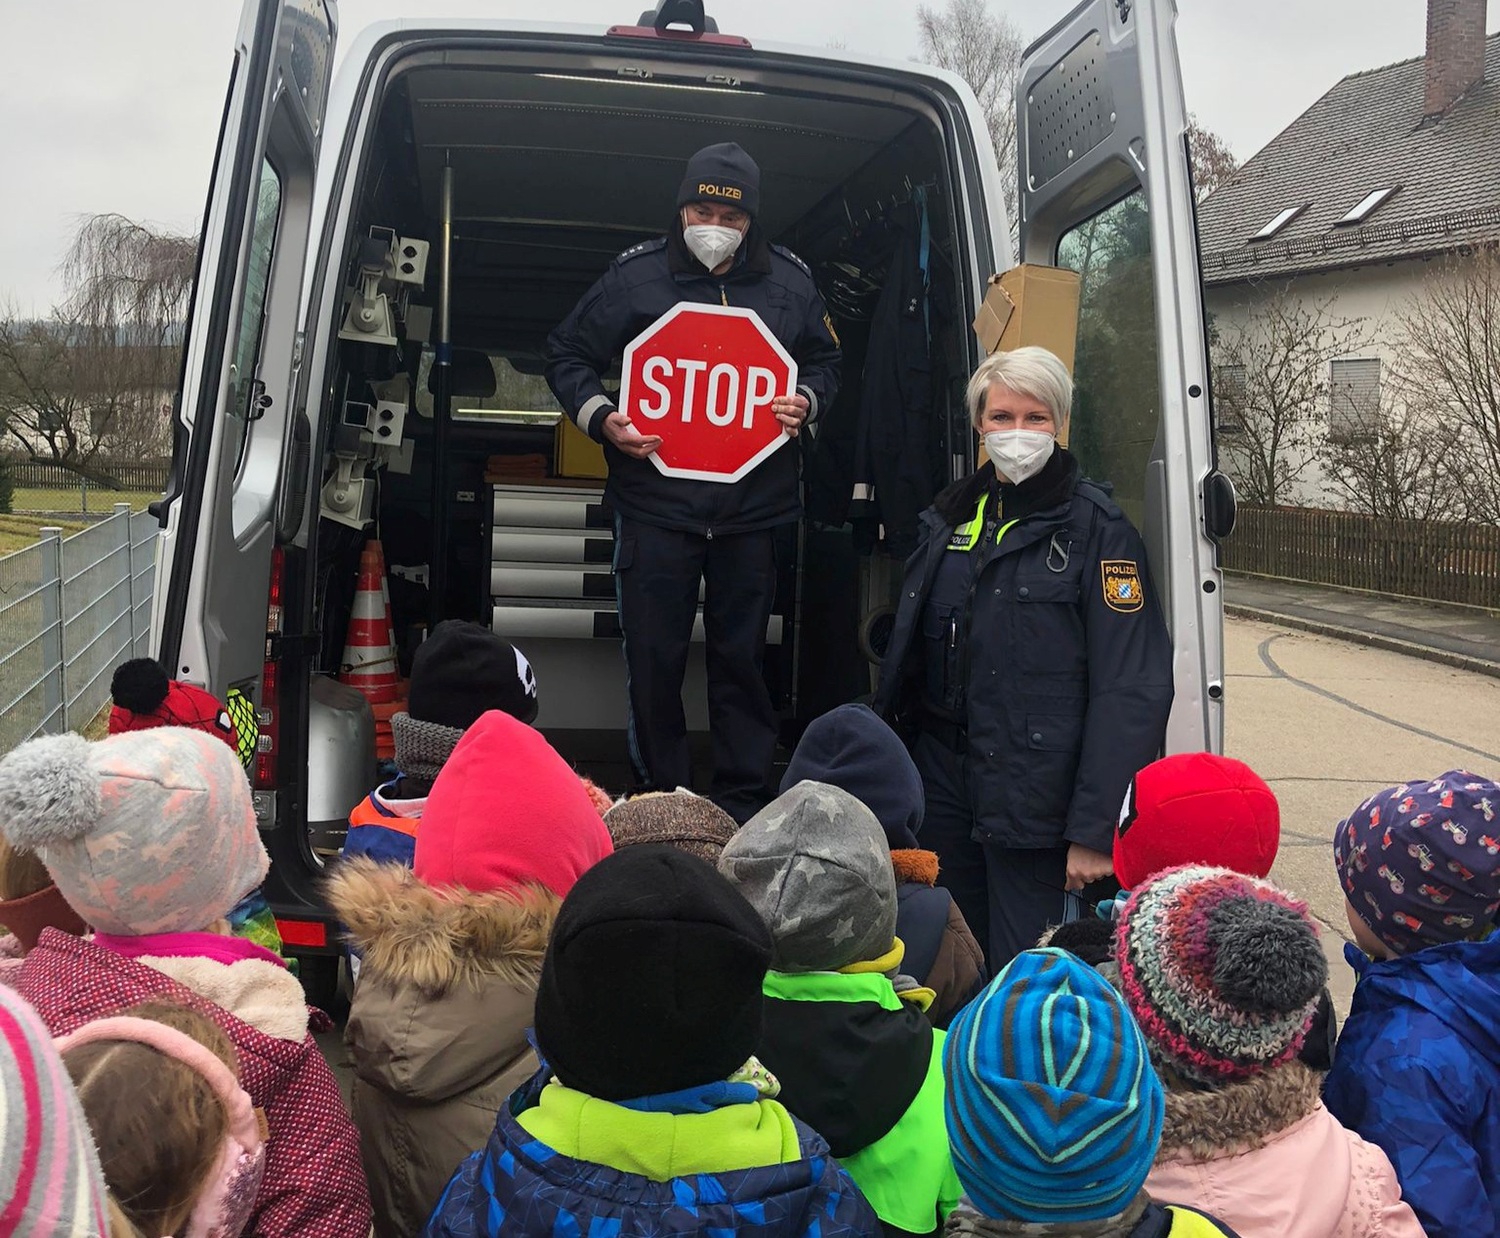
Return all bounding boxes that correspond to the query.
[781,704,924,850]
[534,845,772,1102]
[408,620,539,728]
[677,142,760,217]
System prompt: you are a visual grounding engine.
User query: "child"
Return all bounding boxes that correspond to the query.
[424,845,880,1238]
[58,999,265,1238]
[327,709,615,1238]
[1324,770,1500,1238]
[718,780,961,1238]
[604,788,739,863]
[1114,866,1423,1238]
[0,835,86,971]
[0,983,109,1238]
[107,657,283,961]
[1092,752,1336,1070]
[0,727,372,1238]
[780,704,985,1026]
[943,947,1237,1238]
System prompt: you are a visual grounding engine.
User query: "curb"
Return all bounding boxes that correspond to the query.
[1226,604,1500,682]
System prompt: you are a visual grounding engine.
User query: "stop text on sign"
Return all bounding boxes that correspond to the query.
[618,302,798,484]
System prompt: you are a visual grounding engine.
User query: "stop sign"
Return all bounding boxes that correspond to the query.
[618,303,798,483]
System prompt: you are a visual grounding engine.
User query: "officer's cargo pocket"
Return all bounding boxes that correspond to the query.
[921,602,962,711]
[1018,712,1085,824]
[612,536,634,574]
[1025,713,1084,751]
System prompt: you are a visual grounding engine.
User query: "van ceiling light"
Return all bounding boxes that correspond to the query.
[1248,204,1307,242]
[534,72,758,95]
[1335,186,1400,226]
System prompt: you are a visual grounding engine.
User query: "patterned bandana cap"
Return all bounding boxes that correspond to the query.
[944,948,1164,1224]
[0,986,109,1238]
[1115,866,1327,1087]
[717,780,897,972]
[1334,770,1500,955]
[0,729,268,937]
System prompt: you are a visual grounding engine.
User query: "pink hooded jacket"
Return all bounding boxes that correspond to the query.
[1146,1063,1425,1238]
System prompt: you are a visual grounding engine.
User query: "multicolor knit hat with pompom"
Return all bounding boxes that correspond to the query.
[1115,865,1327,1086]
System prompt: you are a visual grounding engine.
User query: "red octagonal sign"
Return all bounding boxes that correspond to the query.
[618,303,798,483]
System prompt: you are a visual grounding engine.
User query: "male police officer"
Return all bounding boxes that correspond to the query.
[547,143,841,821]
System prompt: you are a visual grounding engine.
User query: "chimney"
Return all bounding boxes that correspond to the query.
[1424,0,1487,118]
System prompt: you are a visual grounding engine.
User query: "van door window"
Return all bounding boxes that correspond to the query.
[1056,189,1159,527]
[226,159,283,467]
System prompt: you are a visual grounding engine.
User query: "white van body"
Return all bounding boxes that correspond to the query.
[149,0,1230,993]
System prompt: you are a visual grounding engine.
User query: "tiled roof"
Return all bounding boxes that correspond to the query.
[1197,33,1500,285]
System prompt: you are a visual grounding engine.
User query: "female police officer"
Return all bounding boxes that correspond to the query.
[873,346,1172,967]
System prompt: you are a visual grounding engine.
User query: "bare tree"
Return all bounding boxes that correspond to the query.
[1320,387,1464,522]
[0,214,195,480]
[1212,290,1369,507]
[917,0,1025,232]
[1186,114,1239,203]
[1394,245,1500,524]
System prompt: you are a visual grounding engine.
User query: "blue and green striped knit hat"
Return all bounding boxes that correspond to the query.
[943,948,1165,1223]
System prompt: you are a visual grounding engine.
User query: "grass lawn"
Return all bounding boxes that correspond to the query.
[0,513,92,555]
[12,487,160,515]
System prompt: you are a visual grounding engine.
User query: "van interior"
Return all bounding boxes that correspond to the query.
[309,45,986,820]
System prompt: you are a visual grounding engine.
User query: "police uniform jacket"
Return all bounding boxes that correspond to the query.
[545,223,841,537]
[872,449,1173,854]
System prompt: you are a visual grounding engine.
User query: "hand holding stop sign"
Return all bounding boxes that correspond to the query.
[614,304,802,482]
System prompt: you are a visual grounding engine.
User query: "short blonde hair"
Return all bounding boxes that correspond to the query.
[966,346,1073,431]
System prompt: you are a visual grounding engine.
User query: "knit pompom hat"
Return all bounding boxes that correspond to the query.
[944,948,1164,1224]
[604,790,739,865]
[0,986,109,1237]
[0,729,267,937]
[1115,865,1327,1086]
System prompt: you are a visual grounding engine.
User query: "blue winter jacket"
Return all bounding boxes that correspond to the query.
[1323,937,1500,1238]
[423,1076,881,1238]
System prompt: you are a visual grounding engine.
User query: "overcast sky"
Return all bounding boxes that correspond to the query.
[0,0,1485,310]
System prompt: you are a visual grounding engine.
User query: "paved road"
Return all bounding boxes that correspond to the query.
[1224,615,1500,1015]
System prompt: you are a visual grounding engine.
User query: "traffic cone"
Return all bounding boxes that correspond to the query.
[368,538,398,651]
[340,544,401,704]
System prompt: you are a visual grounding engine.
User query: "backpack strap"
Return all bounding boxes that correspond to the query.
[1166,1204,1242,1238]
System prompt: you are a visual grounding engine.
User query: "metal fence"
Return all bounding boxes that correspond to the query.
[1225,505,1500,609]
[0,505,157,753]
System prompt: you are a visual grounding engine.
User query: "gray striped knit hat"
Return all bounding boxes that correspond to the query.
[1115,865,1327,1086]
[944,948,1164,1223]
[0,986,109,1236]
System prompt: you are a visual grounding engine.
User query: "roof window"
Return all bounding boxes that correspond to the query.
[1335,186,1401,226]
[1249,204,1307,242]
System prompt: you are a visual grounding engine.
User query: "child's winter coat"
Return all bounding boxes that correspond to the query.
[945,1198,1238,1238]
[1147,1061,1423,1238]
[422,1069,880,1238]
[15,927,371,1238]
[1324,937,1500,1237]
[328,857,553,1238]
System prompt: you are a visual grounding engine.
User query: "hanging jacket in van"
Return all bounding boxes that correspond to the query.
[422,1067,881,1238]
[1324,937,1500,1238]
[16,928,372,1238]
[872,454,1174,853]
[756,968,961,1237]
[546,222,841,538]
[327,858,554,1238]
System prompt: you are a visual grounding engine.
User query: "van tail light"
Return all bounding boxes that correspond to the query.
[256,547,285,791]
[275,918,327,949]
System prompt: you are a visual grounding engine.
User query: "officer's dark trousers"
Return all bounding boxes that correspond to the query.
[912,730,1075,971]
[613,515,777,822]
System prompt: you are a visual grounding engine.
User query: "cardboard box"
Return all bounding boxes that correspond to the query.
[972,264,1082,373]
[555,415,609,479]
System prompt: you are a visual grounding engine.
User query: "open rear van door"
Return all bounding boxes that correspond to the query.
[1015,0,1228,753]
[152,0,336,692]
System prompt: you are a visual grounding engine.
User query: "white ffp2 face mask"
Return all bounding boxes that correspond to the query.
[683,223,745,270]
[983,429,1056,484]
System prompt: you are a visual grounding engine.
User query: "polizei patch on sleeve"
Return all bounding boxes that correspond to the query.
[1101,560,1144,612]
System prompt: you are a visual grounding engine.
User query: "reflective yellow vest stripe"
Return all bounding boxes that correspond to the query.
[946,491,1017,552]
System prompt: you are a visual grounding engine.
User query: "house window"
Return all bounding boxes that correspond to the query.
[1249,204,1307,242]
[1329,358,1381,443]
[1335,186,1400,226]
[1214,364,1247,435]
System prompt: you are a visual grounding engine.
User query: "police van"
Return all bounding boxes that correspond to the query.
[150,0,1234,998]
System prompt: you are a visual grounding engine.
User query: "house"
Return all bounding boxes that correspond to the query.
[1196,0,1500,510]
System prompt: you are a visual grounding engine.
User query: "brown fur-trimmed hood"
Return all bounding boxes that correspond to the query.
[326,856,558,999]
[1157,1060,1323,1161]
[891,848,940,887]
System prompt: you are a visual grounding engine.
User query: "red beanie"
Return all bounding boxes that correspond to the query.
[1114,752,1280,890]
[413,710,613,897]
[108,680,238,755]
